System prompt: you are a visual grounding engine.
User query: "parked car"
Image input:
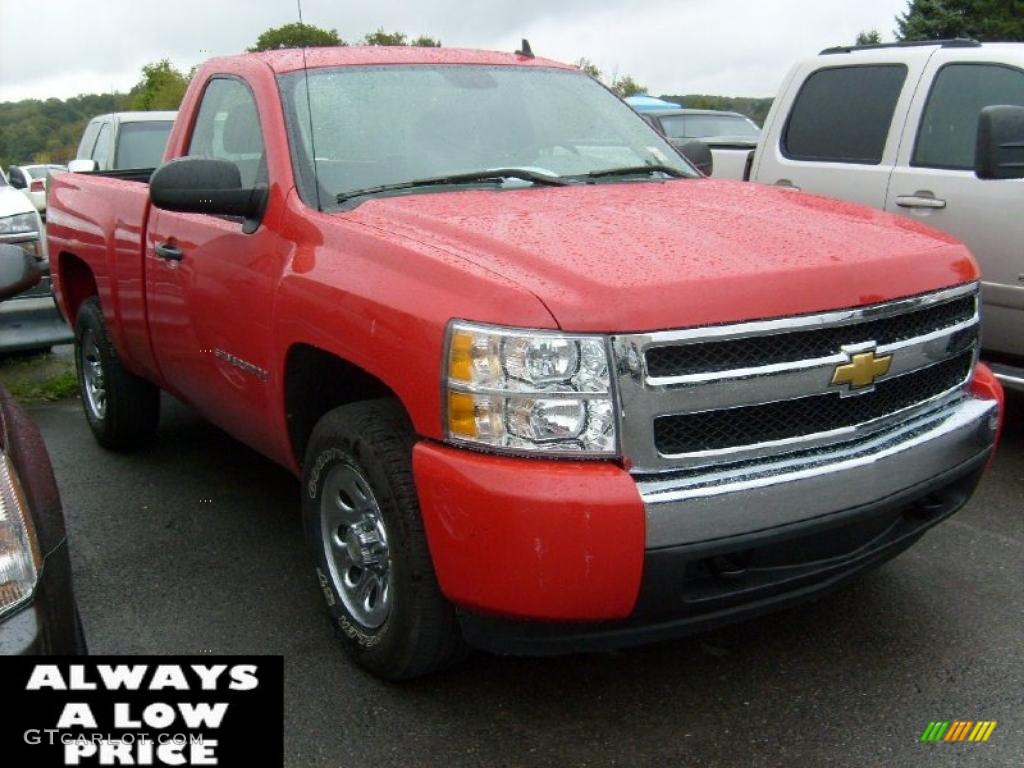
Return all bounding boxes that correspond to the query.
[48,45,1002,679]
[0,244,85,654]
[68,111,177,173]
[750,39,1024,392]
[624,95,684,112]
[6,164,66,214]
[0,175,72,353]
[633,107,762,179]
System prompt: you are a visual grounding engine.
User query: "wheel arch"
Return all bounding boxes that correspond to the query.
[283,343,408,469]
[55,251,98,324]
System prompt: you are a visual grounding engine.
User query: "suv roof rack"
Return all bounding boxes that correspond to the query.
[820,38,981,55]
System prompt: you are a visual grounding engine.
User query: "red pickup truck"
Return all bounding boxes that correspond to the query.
[47,46,1003,679]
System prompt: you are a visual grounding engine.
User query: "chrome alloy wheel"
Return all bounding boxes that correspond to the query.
[80,328,107,420]
[320,463,392,629]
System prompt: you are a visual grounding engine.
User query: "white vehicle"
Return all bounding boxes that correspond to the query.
[751,40,1024,392]
[0,174,71,352]
[640,108,761,180]
[69,111,177,173]
[6,164,66,214]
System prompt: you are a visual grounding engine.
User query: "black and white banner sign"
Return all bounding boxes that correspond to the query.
[1,656,283,766]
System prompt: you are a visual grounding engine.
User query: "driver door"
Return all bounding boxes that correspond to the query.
[145,76,284,457]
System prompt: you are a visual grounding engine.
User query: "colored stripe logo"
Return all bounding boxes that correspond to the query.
[921,721,997,742]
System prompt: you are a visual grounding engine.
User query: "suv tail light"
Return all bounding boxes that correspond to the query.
[29,180,44,193]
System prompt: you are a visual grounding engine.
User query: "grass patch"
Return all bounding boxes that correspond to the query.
[0,350,79,404]
[6,368,79,403]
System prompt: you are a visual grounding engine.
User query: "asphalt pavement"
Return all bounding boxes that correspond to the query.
[29,393,1024,768]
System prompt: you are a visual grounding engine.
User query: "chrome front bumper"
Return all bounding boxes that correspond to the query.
[639,395,998,549]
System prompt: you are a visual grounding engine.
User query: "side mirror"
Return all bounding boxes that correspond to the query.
[975,105,1024,180]
[675,139,714,177]
[0,245,43,301]
[150,157,267,234]
[68,158,99,173]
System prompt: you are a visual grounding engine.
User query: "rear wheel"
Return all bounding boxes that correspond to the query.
[302,399,466,679]
[74,297,159,450]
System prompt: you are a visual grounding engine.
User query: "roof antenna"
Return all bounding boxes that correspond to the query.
[296,0,322,211]
[515,39,534,58]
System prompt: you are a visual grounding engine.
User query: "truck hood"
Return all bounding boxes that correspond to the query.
[348,179,977,332]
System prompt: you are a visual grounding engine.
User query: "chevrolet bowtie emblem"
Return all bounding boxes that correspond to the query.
[831,346,893,394]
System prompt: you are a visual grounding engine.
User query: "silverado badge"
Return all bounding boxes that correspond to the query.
[831,345,893,395]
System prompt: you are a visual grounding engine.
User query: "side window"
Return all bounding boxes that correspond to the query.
[913,63,1024,170]
[783,65,908,164]
[9,168,25,189]
[77,121,101,159]
[188,78,266,187]
[92,123,113,167]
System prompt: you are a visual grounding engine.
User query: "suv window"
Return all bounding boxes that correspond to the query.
[77,121,101,159]
[783,65,907,164]
[114,121,173,169]
[913,63,1024,170]
[188,78,266,188]
[92,123,113,167]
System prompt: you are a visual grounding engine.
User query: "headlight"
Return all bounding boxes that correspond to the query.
[444,321,617,455]
[0,213,39,239]
[0,452,41,616]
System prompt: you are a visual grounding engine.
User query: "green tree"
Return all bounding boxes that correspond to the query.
[363,28,407,46]
[362,29,441,46]
[248,22,343,52]
[856,29,883,45]
[410,35,442,47]
[610,75,645,98]
[575,57,602,80]
[895,0,1024,41]
[125,60,189,111]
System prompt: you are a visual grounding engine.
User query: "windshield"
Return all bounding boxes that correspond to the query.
[114,121,174,169]
[660,113,761,140]
[27,166,61,179]
[278,65,696,206]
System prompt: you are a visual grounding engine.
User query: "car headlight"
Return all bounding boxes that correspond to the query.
[0,452,41,616]
[443,321,617,455]
[0,212,39,239]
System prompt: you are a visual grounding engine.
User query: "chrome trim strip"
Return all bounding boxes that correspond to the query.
[636,282,977,348]
[647,315,978,388]
[639,396,997,548]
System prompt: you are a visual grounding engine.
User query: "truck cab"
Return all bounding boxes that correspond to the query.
[751,40,1024,391]
[69,111,178,173]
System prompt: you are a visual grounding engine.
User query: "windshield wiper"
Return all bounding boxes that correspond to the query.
[576,164,690,180]
[336,168,568,203]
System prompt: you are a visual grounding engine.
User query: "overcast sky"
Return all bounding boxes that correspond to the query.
[0,0,909,103]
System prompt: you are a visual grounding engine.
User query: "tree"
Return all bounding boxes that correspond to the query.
[363,28,407,46]
[856,29,883,45]
[610,75,646,98]
[410,35,442,48]
[575,57,602,80]
[362,29,441,46]
[125,60,189,111]
[895,0,1024,41]
[248,22,343,52]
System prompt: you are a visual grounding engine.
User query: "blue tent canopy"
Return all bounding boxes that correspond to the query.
[624,95,683,112]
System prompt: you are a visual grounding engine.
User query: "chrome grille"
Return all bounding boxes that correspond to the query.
[653,350,973,454]
[610,283,980,473]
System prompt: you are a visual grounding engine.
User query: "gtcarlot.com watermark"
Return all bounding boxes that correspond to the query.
[25,731,215,765]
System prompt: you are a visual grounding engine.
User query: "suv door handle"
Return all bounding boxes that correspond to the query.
[155,242,183,262]
[774,179,801,191]
[895,194,946,210]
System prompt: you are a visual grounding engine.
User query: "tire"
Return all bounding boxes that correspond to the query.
[303,399,466,679]
[74,297,160,450]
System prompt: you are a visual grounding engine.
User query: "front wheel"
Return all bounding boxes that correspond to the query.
[74,297,160,450]
[302,399,466,679]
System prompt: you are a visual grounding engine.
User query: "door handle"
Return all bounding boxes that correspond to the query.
[155,242,183,261]
[895,194,946,210]
[774,179,801,191]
